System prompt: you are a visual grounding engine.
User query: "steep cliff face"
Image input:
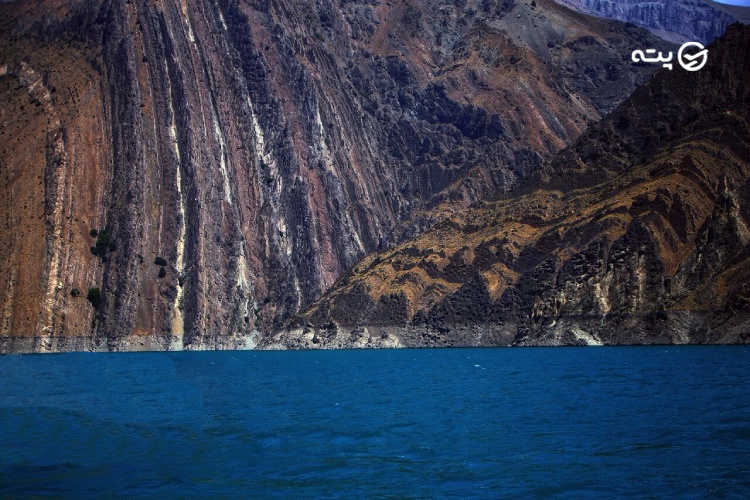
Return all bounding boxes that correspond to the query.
[264,24,750,349]
[1,0,673,352]
[553,0,737,44]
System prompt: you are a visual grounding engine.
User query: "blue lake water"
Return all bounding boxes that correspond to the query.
[1,346,749,497]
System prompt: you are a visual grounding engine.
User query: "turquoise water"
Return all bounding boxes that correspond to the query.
[1,346,749,497]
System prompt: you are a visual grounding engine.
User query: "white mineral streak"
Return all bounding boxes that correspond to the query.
[179,23,210,338]
[237,251,250,300]
[636,256,646,308]
[315,105,365,254]
[246,96,297,309]
[571,328,603,346]
[15,62,67,345]
[165,2,213,346]
[594,281,610,315]
[247,96,281,200]
[211,113,233,203]
[235,249,258,347]
[177,2,260,345]
[164,56,186,349]
[348,212,365,253]
[314,106,334,172]
[216,5,228,31]
[248,98,266,155]
[179,0,196,43]
[180,7,233,205]
[236,242,253,328]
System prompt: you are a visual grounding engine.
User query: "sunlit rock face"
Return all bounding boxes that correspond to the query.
[269,24,750,349]
[0,0,674,352]
[554,0,737,43]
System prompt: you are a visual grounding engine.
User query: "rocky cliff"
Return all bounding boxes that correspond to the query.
[263,23,750,349]
[553,0,737,44]
[0,0,670,352]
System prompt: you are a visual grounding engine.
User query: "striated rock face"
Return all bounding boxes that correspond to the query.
[0,0,669,352]
[264,24,750,349]
[553,0,737,44]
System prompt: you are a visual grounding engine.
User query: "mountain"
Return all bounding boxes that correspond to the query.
[553,0,737,44]
[0,0,671,352]
[704,0,750,24]
[262,23,750,349]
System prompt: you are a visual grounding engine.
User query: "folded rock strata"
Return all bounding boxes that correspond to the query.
[264,23,750,348]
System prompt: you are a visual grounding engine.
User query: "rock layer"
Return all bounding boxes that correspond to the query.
[264,23,750,349]
[0,0,673,352]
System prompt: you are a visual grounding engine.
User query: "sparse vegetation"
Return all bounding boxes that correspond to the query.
[96,231,110,249]
[86,287,102,308]
[89,228,113,259]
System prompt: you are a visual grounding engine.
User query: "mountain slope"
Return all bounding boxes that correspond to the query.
[553,0,737,44]
[0,0,673,352]
[262,23,750,349]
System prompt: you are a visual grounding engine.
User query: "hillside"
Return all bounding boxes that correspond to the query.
[0,0,673,352]
[262,23,750,348]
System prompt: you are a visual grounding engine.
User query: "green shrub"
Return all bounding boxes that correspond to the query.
[93,230,110,257]
[86,287,102,308]
[90,228,98,237]
[154,256,168,266]
[158,266,166,278]
[90,246,99,256]
[96,230,110,247]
